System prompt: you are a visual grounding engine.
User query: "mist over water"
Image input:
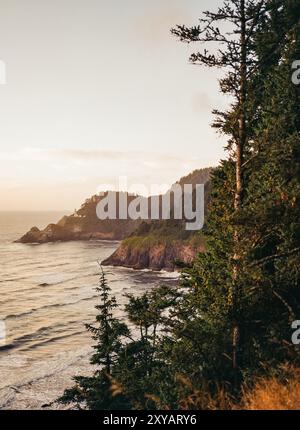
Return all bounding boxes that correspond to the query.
[0,212,178,409]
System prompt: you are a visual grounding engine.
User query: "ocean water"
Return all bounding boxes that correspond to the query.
[0,212,178,409]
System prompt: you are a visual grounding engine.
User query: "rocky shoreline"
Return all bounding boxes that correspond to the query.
[15,223,130,244]
[102,239,204,271]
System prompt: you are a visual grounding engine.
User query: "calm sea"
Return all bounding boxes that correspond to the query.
[0,211,178,409]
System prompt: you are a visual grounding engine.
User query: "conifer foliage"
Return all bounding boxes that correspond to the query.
[58,264,130,409]
[59,0,300,409]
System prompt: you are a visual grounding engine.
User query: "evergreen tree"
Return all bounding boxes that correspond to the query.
[169,0,300,391]
[171,0,275,382]
[58,264,130,409]
[58,269,179,410]
[238,0,300,366]
[113,285,180,409]
[59,0,300,410]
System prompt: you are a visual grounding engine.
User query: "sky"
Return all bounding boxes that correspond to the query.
[0,0,228,211]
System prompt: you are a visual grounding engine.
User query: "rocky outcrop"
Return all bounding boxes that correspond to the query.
[102,238,205,271]
[16,223,127,243]
[102,167,212,271]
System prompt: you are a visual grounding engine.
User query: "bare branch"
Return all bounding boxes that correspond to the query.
[250,248,300,267]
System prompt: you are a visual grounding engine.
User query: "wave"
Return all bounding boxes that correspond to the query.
[20,330,85,352]
[0,321,87,354]
[3,294,98,321]
[158,270,181,279]
[0,276,29,283]
[36,272,98,287]
[35,262,70,269]
[0,346,92,409]
[0,270,99,297]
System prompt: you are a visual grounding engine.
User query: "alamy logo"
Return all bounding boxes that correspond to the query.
[0,60,6,85]
[292,320,300,345]
[96,178,205,231]
[292,61,300,85]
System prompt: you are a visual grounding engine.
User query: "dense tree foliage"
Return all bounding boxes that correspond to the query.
[59,0,300,409]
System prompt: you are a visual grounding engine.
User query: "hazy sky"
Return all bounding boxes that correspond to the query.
[0,0,228,211]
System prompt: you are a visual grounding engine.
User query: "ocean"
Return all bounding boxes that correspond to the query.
[0,211,178,409]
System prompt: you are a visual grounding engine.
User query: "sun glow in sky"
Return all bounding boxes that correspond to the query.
[0,0,227,211]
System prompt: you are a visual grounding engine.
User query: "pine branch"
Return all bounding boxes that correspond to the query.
[250,247,300,267]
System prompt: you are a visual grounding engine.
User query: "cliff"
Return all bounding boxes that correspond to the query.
[102,228,205,271]
[102,168,212,270]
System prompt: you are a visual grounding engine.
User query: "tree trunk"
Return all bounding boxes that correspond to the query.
[232,0,247,378]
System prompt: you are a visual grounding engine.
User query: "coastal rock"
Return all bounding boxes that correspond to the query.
[16,219,139,243]
[102,240,204,271]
